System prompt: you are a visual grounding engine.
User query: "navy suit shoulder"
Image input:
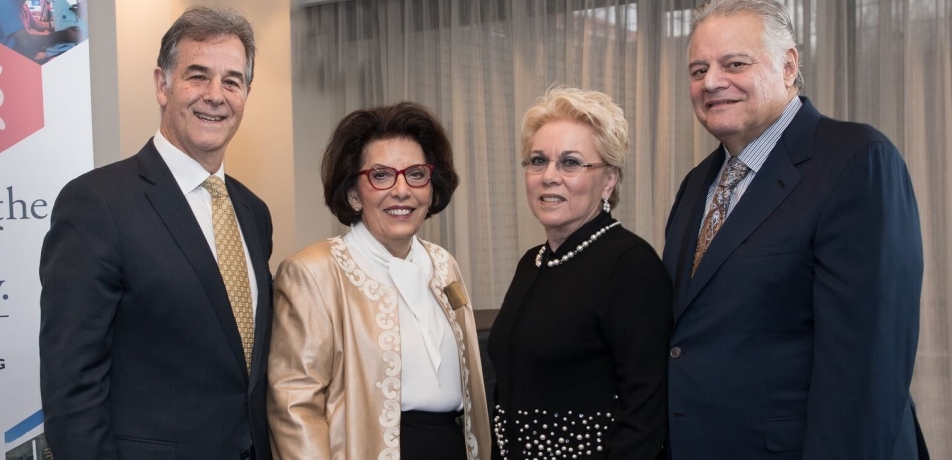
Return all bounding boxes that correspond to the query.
[810,113,896,159]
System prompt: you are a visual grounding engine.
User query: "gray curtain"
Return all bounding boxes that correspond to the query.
[291,0,952,455]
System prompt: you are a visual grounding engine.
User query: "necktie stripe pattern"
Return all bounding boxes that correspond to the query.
[692,156,751,276]
[202,176,255,372]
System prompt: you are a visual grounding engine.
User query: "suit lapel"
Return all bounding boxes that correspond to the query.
[684,144,801,305]
[138,142,249,378]
[424,244,457,329]
[678,97,821,317]
[227,178,270,389]
[671,154,722,323]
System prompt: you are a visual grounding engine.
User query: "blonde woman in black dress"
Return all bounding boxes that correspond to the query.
[488,87,672,460]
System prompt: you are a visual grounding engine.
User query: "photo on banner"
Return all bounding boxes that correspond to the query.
[0,1,92,458]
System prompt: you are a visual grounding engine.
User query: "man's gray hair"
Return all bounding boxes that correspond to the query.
[157,6,256,86]
[690,0,803,91]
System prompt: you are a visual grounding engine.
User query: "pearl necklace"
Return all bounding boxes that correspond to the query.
[535,221,622,268]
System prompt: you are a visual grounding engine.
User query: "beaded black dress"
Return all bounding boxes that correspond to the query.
[487,212,672,460]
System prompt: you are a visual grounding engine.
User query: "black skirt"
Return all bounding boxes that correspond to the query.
[401,409,467,460]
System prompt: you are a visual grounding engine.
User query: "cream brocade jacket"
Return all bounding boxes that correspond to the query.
[268,237,491,460]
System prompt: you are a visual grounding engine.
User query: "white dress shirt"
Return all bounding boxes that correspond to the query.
[702,96,803,222]
[153,131,259,318]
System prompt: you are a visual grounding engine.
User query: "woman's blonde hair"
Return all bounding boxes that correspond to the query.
[521,87,628,207]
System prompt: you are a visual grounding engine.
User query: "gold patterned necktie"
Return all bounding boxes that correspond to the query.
[202,176,255,372]
[692,156,751,276]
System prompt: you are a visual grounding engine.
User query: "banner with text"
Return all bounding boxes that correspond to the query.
[1,2,91,459]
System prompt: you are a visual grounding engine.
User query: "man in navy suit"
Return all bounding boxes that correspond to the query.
[39,6,273,460]
[663,0,928,458]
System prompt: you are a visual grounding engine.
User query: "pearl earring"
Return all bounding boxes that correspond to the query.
[602,198,611,213]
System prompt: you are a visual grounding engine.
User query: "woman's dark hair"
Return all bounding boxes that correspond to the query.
[322,102,460,225]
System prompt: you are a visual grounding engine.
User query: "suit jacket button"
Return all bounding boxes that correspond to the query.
[239,450,251,460]
[670,346,682,358]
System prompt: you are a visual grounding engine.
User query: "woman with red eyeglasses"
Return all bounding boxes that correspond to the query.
[268,102,490,460]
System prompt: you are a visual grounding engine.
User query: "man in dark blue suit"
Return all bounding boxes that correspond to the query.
[663,0,928,458]
[39,7,273,460]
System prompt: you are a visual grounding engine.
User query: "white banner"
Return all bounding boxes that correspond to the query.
[0,3,92,458]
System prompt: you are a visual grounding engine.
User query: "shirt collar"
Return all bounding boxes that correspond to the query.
[153,130,226,194]
[724,96,802,172]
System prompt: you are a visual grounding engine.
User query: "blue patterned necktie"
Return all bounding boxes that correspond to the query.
[692,156,751,276]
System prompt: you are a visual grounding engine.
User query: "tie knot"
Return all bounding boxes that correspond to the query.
[202,176,228,198]
[719,156,751,189]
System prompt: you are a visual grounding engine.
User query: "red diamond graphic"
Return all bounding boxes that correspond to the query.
[0,46,45,154]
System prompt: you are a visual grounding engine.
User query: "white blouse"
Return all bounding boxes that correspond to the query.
[344,222,463,411]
